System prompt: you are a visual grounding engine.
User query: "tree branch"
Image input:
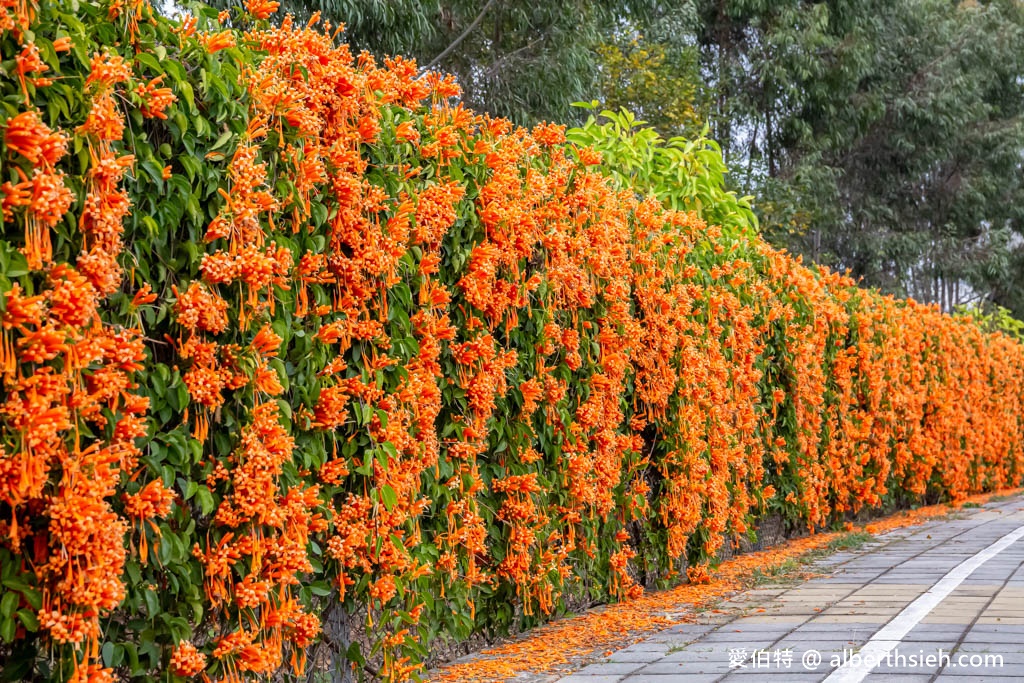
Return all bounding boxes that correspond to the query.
[483,36,544,78]
[421,0,499,72]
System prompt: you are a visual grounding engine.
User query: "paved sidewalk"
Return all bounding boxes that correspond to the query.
[558,495,1024,683]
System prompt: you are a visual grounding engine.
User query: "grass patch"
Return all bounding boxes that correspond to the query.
[748,558,805,587]
[745,531,875,588]
[824,531,874,552]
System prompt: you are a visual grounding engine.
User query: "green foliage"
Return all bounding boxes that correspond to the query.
[954,303,1024,341]
[570,0,1024,315]
[566,103,758,237]
[595,33,704,138]
[684,0,1024,313]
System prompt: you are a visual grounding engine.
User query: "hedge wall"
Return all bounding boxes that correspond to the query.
[1,1,1022,681]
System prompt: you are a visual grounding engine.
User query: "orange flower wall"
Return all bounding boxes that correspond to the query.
[0,2,1022,681]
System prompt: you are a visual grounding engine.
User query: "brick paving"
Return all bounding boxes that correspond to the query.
[557,495,1024,683]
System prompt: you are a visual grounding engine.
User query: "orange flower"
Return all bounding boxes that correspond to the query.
[318,458,349,485]
[83,52,131,91]
[395,120,419,144]
[175,13,197,38]
[3,12,1023,683]
[4,110,68,166]
[201,30,235,53]
[250,324,282,357]
[253,362,283,395]
[14,43,48,100]
[132,282,157,307]
[518,378,542,415]
[173,283,230,334]
[123,480,175,521]
[0,178,32,221]
[170,640,207,677]
[134,76,177,119]
[244,0,279,19]
[77,92,125,141]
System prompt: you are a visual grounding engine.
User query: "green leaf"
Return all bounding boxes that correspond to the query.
[195,486,215,516]
[0,593,17,618]
[210,129,233,151]
[177,81,196,113]
[143,589,159,618]
[380,484,398,511]
[135,52,164,75]
[15,609,38,632]
[0,579,28,593]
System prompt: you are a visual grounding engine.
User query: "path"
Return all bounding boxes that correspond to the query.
[558,495,1024,683]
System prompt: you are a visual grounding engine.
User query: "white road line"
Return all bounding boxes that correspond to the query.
[822,522,1024,683]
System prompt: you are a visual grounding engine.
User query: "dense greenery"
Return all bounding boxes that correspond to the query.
[605,0,1024,314]
[690,0,1024,312]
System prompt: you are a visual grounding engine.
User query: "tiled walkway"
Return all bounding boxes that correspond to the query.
[558,496,1024,682]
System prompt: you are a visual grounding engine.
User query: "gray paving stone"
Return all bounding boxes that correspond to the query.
[901,633,964,646]
[622,676,720,683]
[574,662,646,676]
[724,619,807,629]
[962,631,1024,643]
[909,623,971,632]
[790,622,879,632]
[945,663,1024,676]
[895,641,963,655]
[635,660,733,674]
[661,623,713,635]
[953,643,1024,655]
[607,650,668,664]
[775,638,866,651]
[696,631,781,644]
[617,641,672,652]
[658,649,730,663]
[934,675,1022,681]
[961,623,1024,633]
[953,653,1024,667]
[721,673,827,680]
[644,631,704,643]
[871,663,943,675]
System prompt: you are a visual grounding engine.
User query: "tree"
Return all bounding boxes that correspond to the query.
[684,0,1024,313]
[594,5,707,138]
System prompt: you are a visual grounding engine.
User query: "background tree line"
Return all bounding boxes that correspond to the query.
[205,0,1024,316]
